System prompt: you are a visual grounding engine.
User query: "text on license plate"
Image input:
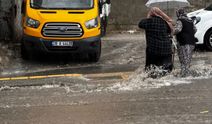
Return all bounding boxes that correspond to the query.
[52,41,73,47]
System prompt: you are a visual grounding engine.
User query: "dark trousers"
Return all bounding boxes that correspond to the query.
[145,51,173,73]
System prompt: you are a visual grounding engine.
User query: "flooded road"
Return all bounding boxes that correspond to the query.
[0,32,212,123]
[1,77,212,124]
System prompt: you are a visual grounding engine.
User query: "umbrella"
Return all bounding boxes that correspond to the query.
[145,0,190,9]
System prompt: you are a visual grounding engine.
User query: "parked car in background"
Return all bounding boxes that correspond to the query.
[188,4,212,50]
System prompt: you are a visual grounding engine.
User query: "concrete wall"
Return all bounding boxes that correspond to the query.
[14,0,23,41]
[0,0,15,41]
[108,0,212,30]
[108,0,147,30]
[0,0,22,42]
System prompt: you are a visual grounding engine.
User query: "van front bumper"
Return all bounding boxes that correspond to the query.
[23,35,101,54]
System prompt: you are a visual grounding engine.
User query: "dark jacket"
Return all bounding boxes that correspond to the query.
[176,18,196,46]
[139,16,172,55]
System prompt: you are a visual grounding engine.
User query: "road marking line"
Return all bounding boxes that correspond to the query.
[47,74,66,78]
[85,72,132,78]
[10,77,29,80]
[0,74,82,81]
[0,78,11,81]
[29,76,48,79]
[200,111,209,114]
[0,72,132,81]
[65,74,82,77]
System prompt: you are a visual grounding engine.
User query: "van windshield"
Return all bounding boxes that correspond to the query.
[30,0,94,9]
[205,4,212,11]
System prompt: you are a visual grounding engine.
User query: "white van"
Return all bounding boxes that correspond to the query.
[188,4,212,50]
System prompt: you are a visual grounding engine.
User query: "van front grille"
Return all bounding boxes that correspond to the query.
[42,23,83,38]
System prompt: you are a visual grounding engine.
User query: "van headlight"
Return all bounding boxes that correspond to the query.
[85,17,98,29]
[26,17,40,28]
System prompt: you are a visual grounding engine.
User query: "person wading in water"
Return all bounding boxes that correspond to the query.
[138,7,174,78]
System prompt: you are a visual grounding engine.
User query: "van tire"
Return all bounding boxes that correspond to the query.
[88,41,101,62]
[21,42,29,60]
[204,30,212,51]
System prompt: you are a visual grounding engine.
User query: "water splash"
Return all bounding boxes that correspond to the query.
[1,64,211,94]
[109,63,212,92]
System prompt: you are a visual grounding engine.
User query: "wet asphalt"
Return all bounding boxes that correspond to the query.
[0,77,212,124]
[0,32,212,124]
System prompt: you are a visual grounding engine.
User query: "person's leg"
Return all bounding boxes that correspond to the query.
[145,48,159,71]
[150,55,160,78]
[145,52,161,78]
[146,54,172,78]
[162,54,173,72]
[184,45,195,73]
[145,50,151,71]
[177,45,187,76]
[154,54,173,77]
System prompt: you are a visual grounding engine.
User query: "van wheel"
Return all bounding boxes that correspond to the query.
[21,42,29,60]
[88,41,101,62]
[204,30,212,51]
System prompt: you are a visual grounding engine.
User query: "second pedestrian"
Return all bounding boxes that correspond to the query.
[174,8,197,77]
